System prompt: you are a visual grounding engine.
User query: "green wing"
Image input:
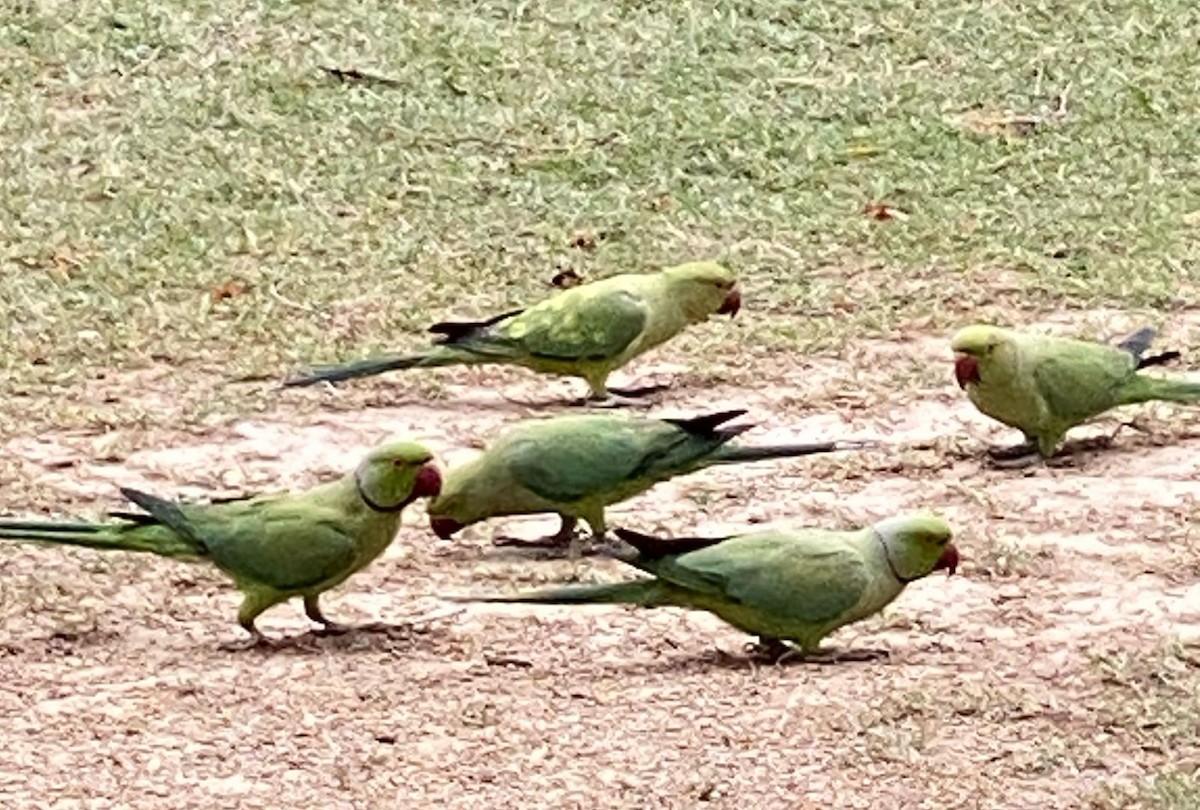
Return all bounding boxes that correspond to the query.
[1031,342,1135,422]
[184,500,358,592]
[498,287,649,362]
[504,424,656,503]
[644,531,870,623]
[503,417,725,504]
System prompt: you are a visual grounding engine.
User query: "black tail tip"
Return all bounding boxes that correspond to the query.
[613,527,659,545]
[280,373,322,388]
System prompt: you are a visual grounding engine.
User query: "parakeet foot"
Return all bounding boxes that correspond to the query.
[492,533,572,548]
[492,516,590,555]
[986,441,1039,461]
[745,638,889,665]
[219,628,271,652]
[312,621,351,636]
[304,596,348,635]
[491,532,609,559]
[745,637,794,663]
[988,452,1044,470]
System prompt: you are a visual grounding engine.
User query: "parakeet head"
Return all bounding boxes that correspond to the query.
[874,514,959,583]
[354,442,443,513]
[950,325,1013,389]
[425,462,488,538]
[661,261,741,319]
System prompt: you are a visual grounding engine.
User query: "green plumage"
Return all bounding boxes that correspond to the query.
[952,324,1200,457]
[284,261,741,399]
[454,515,958,656]
[0,442,441,646]
[427,409,867,544]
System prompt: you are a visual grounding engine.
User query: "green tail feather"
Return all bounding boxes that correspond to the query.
[0,519,201,559]
[282,346,480,387]
[711,438,874,464]
[1120,376,1200,405]
[447,579,666,606]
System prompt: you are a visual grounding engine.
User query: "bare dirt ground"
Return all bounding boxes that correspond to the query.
[3,319,1200,809]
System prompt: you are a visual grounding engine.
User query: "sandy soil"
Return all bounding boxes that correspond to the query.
[2,323,1200,809]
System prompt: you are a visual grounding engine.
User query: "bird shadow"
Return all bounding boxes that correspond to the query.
[223,621,463,658]
[602,644,893,675]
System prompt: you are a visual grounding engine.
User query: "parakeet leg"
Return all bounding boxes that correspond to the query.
[220,590,279,651]
[304,594,348,635]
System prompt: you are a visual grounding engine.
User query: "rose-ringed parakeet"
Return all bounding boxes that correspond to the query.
[427,408,871,555]
[283,261,741,405]
[951,324,1198,463]
[450,514,959,662]
[0,442,442,648]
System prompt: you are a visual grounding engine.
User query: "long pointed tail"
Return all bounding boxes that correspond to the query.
[443,579,666,606]
[711,438,876,464]
[1120,376,1200,406]
[0,518,200,558]
[282,346,480,388]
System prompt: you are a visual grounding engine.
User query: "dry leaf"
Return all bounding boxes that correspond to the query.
[568,230,600,250]
[550,269,583,288]
[863,201,907,221]
[211,280,249,301]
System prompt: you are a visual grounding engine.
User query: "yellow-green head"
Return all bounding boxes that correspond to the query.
[354,441,442,512]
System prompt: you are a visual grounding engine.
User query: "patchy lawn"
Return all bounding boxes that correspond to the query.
[2,1,1199,807]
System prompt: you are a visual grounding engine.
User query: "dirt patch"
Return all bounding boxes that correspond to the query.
[3,330,1200,808]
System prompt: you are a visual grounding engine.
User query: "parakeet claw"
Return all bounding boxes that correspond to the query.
[219,629,272,652]
[491,515,601,557]
[311,621,351,636]
[745,637,794,663]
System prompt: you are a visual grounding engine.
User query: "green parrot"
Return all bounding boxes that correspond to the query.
[283,261,741,405]
[0,442,442,648]
[450,514,959,662]
[427,408,871,554]
[952,324,1199,462]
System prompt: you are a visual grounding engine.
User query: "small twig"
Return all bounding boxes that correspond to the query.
[319,66,402,88]
[484,653,533,668]
[402,130,622,157]
[267,281,319,315]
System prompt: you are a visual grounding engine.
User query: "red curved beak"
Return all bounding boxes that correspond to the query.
[718,287,742,317]
[954,354,981,389]
[935,543,960,576]
[429,516,463,539]
[413,463,443,499]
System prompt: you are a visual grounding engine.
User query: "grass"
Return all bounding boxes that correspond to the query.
[3,0,1200,435]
